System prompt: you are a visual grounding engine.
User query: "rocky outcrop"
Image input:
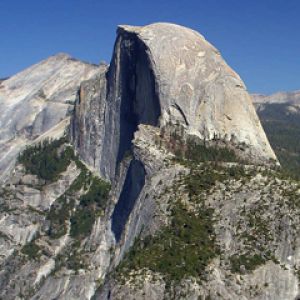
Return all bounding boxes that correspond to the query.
[97,161,300,300]
[0,53,99,182]
[1,131,299,300]
[3,23,299,300]
[71,23,276,181]
[114,23,276,162]
[71,65,108,174]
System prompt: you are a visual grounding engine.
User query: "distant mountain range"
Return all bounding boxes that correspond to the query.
[253,90,300,105]
[253,91,300,178]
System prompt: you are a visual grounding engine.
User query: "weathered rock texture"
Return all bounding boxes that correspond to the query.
[97,161,300,300]
[1,23,299,300]
[71,65,108,174]
[115,24,276,160]
[71,23,276,182]
[0,53,99,182]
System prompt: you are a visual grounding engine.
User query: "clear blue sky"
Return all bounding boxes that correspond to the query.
[1,0,299,94]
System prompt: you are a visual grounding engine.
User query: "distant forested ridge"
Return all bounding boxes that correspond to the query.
[256,102,300,179]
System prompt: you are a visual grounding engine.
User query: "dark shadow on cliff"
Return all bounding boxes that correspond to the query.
[111,159,146,242]
[116,32,161,164]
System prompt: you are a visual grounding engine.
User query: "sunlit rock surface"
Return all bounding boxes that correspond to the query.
[72,22,276,181]
[0,53,99,182]
[115,23,276,162]
[1,23,299,300]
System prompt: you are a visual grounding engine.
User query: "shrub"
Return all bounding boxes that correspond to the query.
[70,209,95,238]
[70,176,110,238]
[47,195,75,239]
[117,167,221,282]
[21,241,41,260]
[230,254,265,273]
[18,137,74,182]
[43,144,110,239]
[117,200,218,282]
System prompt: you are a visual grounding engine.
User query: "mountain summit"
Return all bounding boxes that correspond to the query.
[1,24,299,300]
[72,22,276,181]
[0,53,99,181]
[115,23,275,162]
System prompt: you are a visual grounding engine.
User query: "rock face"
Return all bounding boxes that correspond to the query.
[71,23,276,181]
[114,24,276,161]
[71,65,108,174]
[2,23,300,300]
[0,53,99,182]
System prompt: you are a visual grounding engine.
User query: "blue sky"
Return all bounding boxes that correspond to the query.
[0,0,299,94]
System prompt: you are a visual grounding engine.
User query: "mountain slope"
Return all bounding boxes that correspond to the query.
[1,135,299,300]
[1,23,299,300]
[253,90,300,105]
[0,53,99,182]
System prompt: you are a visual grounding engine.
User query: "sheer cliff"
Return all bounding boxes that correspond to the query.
[0,23,299,300]
[71,23,276,182]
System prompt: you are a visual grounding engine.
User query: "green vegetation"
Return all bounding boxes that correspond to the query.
[160,125,242,165]
[70,209,95,238]
[54,240,86,273]
[173,138,240,166]
[246,211,273,243]
[18,137,74,181]
[116,141,257,284]
[230,198,282,274]
[282,186,300,209]
[47,194,75,239]
[47,161,110,239]
[116,162,231,283]
[51,168,110,270]
[230,254,266,273]
[183,139,239,163]
[258,103,300,179]
[70,175,110,238]
[185,163,249,195]
[46,159,91,239]
[79,177,110,209]
[117,200,218,282]
[31,138,112,239]
[46,148,89,239]
[21,240,41,260]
